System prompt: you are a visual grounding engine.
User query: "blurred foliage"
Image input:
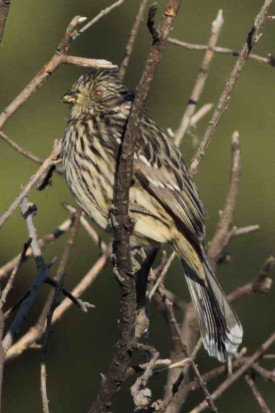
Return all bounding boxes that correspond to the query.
[1,0,275,412]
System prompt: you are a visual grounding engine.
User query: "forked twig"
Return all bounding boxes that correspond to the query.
[189,0,273,176]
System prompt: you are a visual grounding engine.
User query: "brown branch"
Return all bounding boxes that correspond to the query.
[89,2,183,412]
[164,299,218,413]
[227,256,275,303]
[174,10,224,145]
[63,55,115,69]
[245,374,272,413]
[119,0,149,79]
[208,131,241,270]
[6,244,112,361]
[0,217,72,280]
[0,16,115,131]
[0,139,62,230]
[186,356,275,395]
[2,198,49,351]
[131,342,159,410]
[77,0,127,36]
[40,361,50,413]
[189,0,273,176]
[0,239,31,310]
[168,38,275,67]
[190,332,275,413]
[26,209,82,361]
[63,203,108,252]
[0,131,43,164]
[0,0,11,45]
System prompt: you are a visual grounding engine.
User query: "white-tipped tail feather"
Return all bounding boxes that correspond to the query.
[183,260,243,363]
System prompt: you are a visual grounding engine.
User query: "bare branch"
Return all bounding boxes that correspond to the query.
[245,374,272,413]
[77,0,126,36]
[189,332,275,413]
[2,198,49,351]
[131,343,159,410]
[189,0,273,176]
[0,139,62,230]
[228,256,275,303]
[40,361,50,413]
[208,131,241,269]
[63,55,116,69]
[168,38,274,67]
[119,0,149,79]
[6,244,112,361]
[63,203,108,252]
[0,218,72,280]
[174,10,224,145]
[164,299,218,412]
[0,16,115,131]
[0,239,31,309]
[0,131,43,164]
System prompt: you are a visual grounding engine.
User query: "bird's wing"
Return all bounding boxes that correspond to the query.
[133,112,205,251]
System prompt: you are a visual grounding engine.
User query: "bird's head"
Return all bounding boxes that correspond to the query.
[62,69,134,118]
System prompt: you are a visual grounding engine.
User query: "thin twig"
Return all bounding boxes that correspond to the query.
[245,374,272,413]
[119,0,149,79]
[186,357,275,394]
[78,0,127,36]
[174,10,224,145]
[189,103,214,128]
[168,37,275,67]
[2,198,49,351]
[0,139,62,230]
[40,361,50,413]
[63,203,107,252]
[164,300,218,412]
[40,273,65,413]
[0,16,114,131]
[0,239,32,309]
[45,277,94,313]
[207,131,241,269]
[149,252,176,299]
[131,342,159,410]
[228,256,275,303]
[189,0,273,176]
[62,55,116,69]
[6,244,112,361]
[0,131,43,164]
[0,0,11,44]
[29,210,82,358]
[0,217,73,280]
[189,332,275,413]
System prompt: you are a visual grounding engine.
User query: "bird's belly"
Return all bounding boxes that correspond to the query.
[63,155,113,230]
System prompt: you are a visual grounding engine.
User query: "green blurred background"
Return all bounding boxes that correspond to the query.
[1,0,275,411]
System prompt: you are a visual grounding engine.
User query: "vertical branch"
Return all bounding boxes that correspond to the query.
[0,0,11,45]
[189,0,273,176]
[174,10,224,145]
[89,2,183,412]
[119,0,149,79]
[2,198,49,351]
[207,131,241,270]
[245,374,272,413]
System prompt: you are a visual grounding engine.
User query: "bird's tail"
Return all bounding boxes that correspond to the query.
[181,257,243,362]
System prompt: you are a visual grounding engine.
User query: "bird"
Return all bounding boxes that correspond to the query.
[61,69,243,363]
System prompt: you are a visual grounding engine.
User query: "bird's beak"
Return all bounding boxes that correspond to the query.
[62,91,80,104]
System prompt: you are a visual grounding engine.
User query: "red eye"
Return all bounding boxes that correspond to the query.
[94,89,104,98]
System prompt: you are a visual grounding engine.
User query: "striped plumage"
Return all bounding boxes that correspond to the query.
[62,69,243,362]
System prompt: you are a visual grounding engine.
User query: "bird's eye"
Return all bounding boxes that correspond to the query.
[94,89,104,98]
